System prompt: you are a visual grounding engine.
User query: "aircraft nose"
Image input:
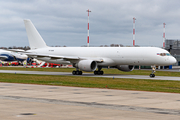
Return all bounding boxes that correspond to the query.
[169,57,177,65]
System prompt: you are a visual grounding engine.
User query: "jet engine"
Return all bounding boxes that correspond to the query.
[77,60,97,72]
[117,65,134,72]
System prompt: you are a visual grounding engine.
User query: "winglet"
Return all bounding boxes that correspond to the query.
[24,19,48,50]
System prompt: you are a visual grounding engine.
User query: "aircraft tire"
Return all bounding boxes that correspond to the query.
[149,74,155,78]
[79,71,82,75]
[76,71,80,75]
[97,71,101,75]
[72,71,76,75]
[94,71,104,75]
[94,71,98,75]
[72,70,83,75]
[100,71,104,75]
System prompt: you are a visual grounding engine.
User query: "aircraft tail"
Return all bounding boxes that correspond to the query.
[24,19,48,50]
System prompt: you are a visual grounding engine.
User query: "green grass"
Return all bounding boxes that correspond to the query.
[0,73,180,93]
[0,67,180,93]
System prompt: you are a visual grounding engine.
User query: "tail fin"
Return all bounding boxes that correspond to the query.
[24,19,48,50]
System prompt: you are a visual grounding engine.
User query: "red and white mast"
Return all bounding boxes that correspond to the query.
[133,17,136,47]
[87,9,91,47]
[163,23,166,48]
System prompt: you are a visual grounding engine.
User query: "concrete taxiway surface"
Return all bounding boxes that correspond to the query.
[0,70,180,81]
[1,83,180,120]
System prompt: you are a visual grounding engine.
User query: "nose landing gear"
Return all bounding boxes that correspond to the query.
[150,66,156,78]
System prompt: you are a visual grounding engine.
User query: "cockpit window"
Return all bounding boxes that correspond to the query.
[157,53,171,56]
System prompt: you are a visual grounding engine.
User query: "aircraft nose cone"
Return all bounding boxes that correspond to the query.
[170,57,177,65]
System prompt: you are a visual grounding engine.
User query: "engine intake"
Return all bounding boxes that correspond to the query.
[117,65,134,72]
[77,60,97,72]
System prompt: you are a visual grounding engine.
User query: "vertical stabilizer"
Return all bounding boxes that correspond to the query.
[24,19,47,50]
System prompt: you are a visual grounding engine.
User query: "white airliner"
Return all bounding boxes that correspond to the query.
[23,19,177,78]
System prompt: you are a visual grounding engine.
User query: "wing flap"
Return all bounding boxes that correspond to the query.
[25,53,79,60]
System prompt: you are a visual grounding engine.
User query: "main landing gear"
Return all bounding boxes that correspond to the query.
[149,66,156,78]
[94,66,104,75]
[72,66,104,75]
[72,70,82,75]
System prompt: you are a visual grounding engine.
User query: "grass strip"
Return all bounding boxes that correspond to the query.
[0,73,180,93]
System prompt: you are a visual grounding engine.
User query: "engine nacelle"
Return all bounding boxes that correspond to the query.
[117,65,134,72]
[77,60,97,72]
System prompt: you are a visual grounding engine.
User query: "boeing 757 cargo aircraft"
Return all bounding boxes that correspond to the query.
[23,19,177,78]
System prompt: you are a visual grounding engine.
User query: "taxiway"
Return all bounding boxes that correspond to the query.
[0,70,180,81]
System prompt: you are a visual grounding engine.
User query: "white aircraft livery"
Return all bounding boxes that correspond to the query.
[24,19,177,78]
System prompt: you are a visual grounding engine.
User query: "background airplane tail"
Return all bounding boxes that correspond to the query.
[24,19,48,50]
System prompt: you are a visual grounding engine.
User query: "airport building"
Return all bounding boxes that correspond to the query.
[165,39,180,65]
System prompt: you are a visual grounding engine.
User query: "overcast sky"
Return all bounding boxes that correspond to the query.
[0,0,180,47]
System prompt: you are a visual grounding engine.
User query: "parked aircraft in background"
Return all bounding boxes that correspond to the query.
[0,49,27,63]
[23,19,177,78]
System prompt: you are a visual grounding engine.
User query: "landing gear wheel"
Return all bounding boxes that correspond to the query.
[149,74,155,78]
[94,70,104,75]
[149,66,156,78]
[79,71,82,75]
[72,70,83,75]
[72,71,76,75]
[100,71,104,75]
[76,71,80,75]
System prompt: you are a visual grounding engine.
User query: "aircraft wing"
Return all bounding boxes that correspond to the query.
[25,53,103,62]
[25,53,79,60]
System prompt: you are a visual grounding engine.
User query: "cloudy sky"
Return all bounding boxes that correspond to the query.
[0,0,180,47]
